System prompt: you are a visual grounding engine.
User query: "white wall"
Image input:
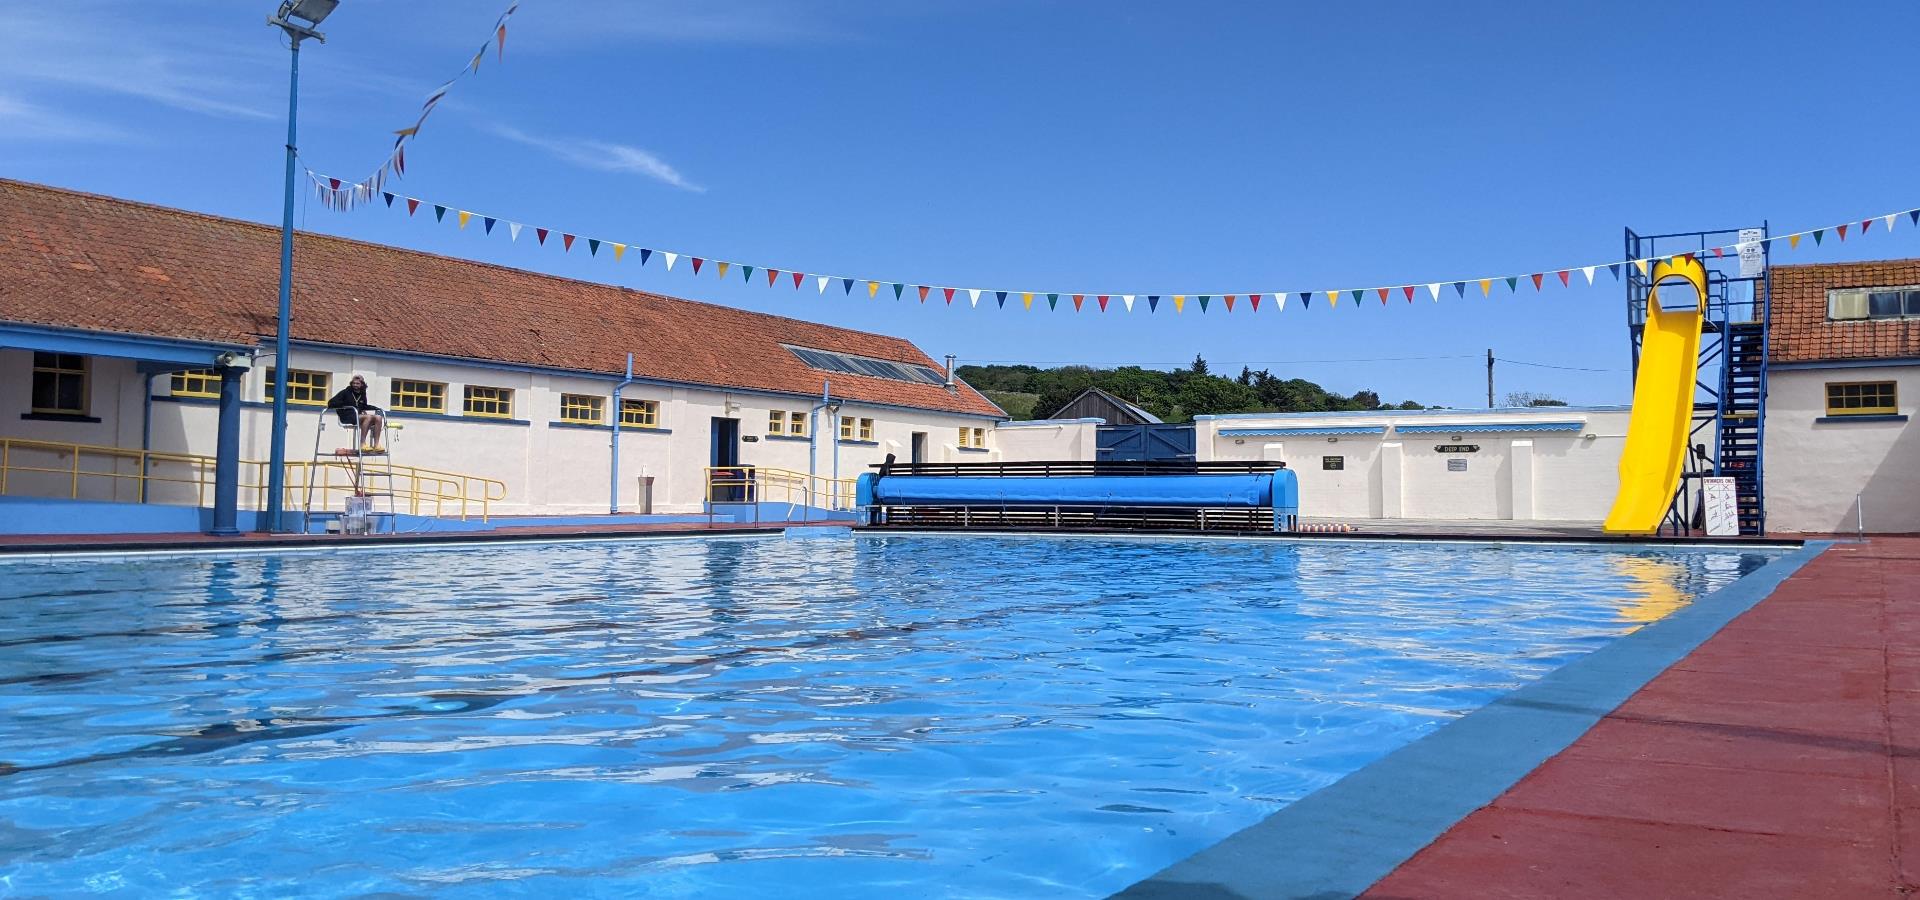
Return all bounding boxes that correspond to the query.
[989,419,1101,462]
[1765,365,1920,534]
[0,348,1002,517]
[1194,408,1631,522]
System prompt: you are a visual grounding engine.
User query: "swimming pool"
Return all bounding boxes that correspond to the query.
[0,535,1778,897]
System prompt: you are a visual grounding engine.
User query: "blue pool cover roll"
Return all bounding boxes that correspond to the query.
[867,473,1287,508]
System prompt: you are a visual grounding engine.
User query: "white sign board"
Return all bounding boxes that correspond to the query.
[1703,477,1740,536]
[1738,228,1766,277]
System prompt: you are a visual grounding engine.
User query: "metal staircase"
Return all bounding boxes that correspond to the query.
[1716,320,1767,534]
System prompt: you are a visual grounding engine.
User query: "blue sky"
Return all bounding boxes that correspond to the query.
[3,1,1916,409]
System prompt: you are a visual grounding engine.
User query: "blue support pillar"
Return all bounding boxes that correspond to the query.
[209,365,244,536]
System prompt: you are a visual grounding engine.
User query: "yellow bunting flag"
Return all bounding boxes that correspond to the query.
[1173,295,1186,313]
[457,210,472,228]
[716,262,730,279]
[1022,292,1035,310]
[612,243,625,261]
[1326,289,1340,307]
[1789,234,1802,249]
[868,281,881,298]
[1634,259,1649,276]
[1479,279,1492,296]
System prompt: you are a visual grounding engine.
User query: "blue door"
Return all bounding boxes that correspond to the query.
[1096,424,1196,462]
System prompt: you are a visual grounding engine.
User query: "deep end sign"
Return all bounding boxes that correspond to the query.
[1434,444,1480,454]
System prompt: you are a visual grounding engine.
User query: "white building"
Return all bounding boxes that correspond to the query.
[0,179,1003,525]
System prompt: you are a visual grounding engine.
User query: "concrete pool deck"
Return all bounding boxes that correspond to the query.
[0,520,817,555]
[1123,537,1915,899]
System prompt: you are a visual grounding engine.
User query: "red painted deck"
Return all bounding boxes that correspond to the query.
[1364,538,1920,899]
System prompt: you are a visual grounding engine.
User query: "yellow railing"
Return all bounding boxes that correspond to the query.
[0,438,507,521]
[705,465,857,511]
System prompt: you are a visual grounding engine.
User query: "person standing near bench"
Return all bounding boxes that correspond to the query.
[327,374,384,451]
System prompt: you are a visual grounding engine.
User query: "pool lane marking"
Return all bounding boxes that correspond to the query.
[1112,540,1831,900]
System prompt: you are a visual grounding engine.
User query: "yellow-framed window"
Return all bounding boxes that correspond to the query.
[559,393,604,424]
[859,418,874,441]
[971,427,986,448]
[768,410,786,434]
[464,385,514,418]
[264,368,331,406]
[788,411,806,436]
[957,426,972,447]
[391,379,446,413]
[169,368,220,399]
[30,352,88,414]
[839,415,855,440]
[1825,381,1897,416]
[620,398,660,427]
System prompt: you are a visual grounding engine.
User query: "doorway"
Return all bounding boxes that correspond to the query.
[910,431,928,464]
[710,417,742,501]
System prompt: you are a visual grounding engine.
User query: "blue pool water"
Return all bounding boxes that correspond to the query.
[0,535,1777,897]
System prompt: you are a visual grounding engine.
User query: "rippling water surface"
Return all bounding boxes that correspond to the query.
[0,535,1776,897]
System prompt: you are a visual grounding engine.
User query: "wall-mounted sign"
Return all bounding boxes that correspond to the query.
[1703,476,1739,536]
[1447,459,1468,472]
[1738,228,1766,277]
[742,435,761,443]
[1322,456,1344,471]
[1434,444,1480,453]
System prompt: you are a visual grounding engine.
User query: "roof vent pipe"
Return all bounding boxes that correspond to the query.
[944,355,957,390]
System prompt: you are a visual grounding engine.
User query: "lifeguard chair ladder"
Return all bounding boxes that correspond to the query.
[301,410,400,533]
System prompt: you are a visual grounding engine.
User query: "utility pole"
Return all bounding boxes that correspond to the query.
[1486,349,1494,408]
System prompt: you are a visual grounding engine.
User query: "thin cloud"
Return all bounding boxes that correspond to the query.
[0,3,276,120]
[489,124,704,192]
[0,94,133,143]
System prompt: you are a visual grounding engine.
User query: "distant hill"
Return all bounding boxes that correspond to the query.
[961,357,1425,422]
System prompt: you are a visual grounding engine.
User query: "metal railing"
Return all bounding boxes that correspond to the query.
[0,438,506,521]
[704,465,857,514]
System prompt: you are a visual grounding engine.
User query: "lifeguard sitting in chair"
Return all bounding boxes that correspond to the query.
[326,374,385,452]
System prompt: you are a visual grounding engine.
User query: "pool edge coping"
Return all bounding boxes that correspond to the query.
[1111,539,1833,900]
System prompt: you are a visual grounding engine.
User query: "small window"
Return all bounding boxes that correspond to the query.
[956,426,971,448]
[1829,285,1920,321]
[170,368,220,399]
[972,427,986,448]
[31,352,88,414]
[264,368,331,406]
[840,415,855,440]
[1907,290,1920,317]
[621,398,660,427]
[390,379,446,413]
[859,418,874,441]
[1322,456,1345,471]
[464,385,514,418]
[1825,381,1897,416]
[788,412,806,436]
[559,394,604,424]
[1868,291,1904,318]
[769,410,786,434]
[1827,289,1868,320]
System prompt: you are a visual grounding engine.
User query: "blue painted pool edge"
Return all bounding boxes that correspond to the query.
[1114,540,1833,900]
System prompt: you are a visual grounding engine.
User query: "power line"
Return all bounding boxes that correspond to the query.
[959,354,1482,368]
[1495,357,1624,373]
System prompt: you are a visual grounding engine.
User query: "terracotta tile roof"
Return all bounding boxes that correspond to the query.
[0,178,1003,418]
[1767,258,1920,364]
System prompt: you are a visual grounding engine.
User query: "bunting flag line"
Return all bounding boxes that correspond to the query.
[315,175,1920,316]
[300,1,523,206]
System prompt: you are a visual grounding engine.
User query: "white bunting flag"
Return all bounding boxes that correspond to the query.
[1120,295,1135,312]
[817,276,830,294]
[968,289,982,307]
[508,222,522,242]
[1887,214,1899,232]
[1582,266,1596,285]
[1427,282,1442,300]
[663,252,678,271]
[1275,292,1288,312]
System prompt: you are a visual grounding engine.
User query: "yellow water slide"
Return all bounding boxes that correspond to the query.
[1603,257,1707,534]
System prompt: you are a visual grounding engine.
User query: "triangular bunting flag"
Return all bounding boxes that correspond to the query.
[1582,266,1596,285]
[1122,294,1135,312]
[1530,273,1543,290]
[640,248,653,265]
[1452,281,1467,297]
[767,269,780,287]
[996,291,1008,308]
[663,252,678,271]
[843,277,856,294]
[969,289,981,307]
[1634,259,1649,275]
[1789,234,1801,249]
[1861,219,1872,235]
[1375,288,1389,304]
[740,265,754,282]
[457,210,472,229]
[509,222,522,242]
[382,192,396,207]
[892,283,905,300]
[819,276,831,294]
[1097,295,1110,311]
[1812,230,1823,245]
[1042,293,1057,310]
[1835,224,1847,241]
[868,281,881,298]
[1910,209,1920,226]
[1300,291,1315,308]
[1327,290,1342,307]
[1885,214,1898,231]
[1479,279,1492,296]
[483,217,496,234]
[328,177,341,190]
[406,198,420,215]
[918,285,931,302]
[1173,295,1186,313]
[561,234,576,252]
[794,272,806,289]
[1073,294,1085,311]
[691,257,704,274]
[1608,264,1621,280]
[587,238,600,256]
[536,228,549,244]
[1023,292,1035,310]
[1402,286,1416,303]
[1426,283,1441,301]
[1148,295,1161,312]
[943,287,955,304]
[612,242,625,260]
[1350,289,1365,305]
[713,261,726,278]
[1222,295,1234,312]
[1712,246,1724,257]
[1556,270,1570,287]
[1248,294,1261,311]
[433,205,448,221]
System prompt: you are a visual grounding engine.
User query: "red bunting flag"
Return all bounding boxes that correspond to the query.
[943,288,956,304]
[1402,286,1415,303]
[561,234,575,251]
[690,257,704,274]
[1223,295,1236,311]
[1836,223,1848,241]
[1862,219,1873,234]
[535,227,548,244]
[496,24,508,61]
[917,285,931,302]
[1072,294,1085,311]
[1713,247,1725,257]
[1376,287,1389,304]
[1556,270,1570,287]
[1249,294,1262,311]
[792,271,805,289]
[767,269,779,286]
[1530,273,1544,290]
[328,177,341,190]
[1097,295,1110,311]
[406,198,420,215]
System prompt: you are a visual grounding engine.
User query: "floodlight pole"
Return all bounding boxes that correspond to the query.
[265,17,322,532]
